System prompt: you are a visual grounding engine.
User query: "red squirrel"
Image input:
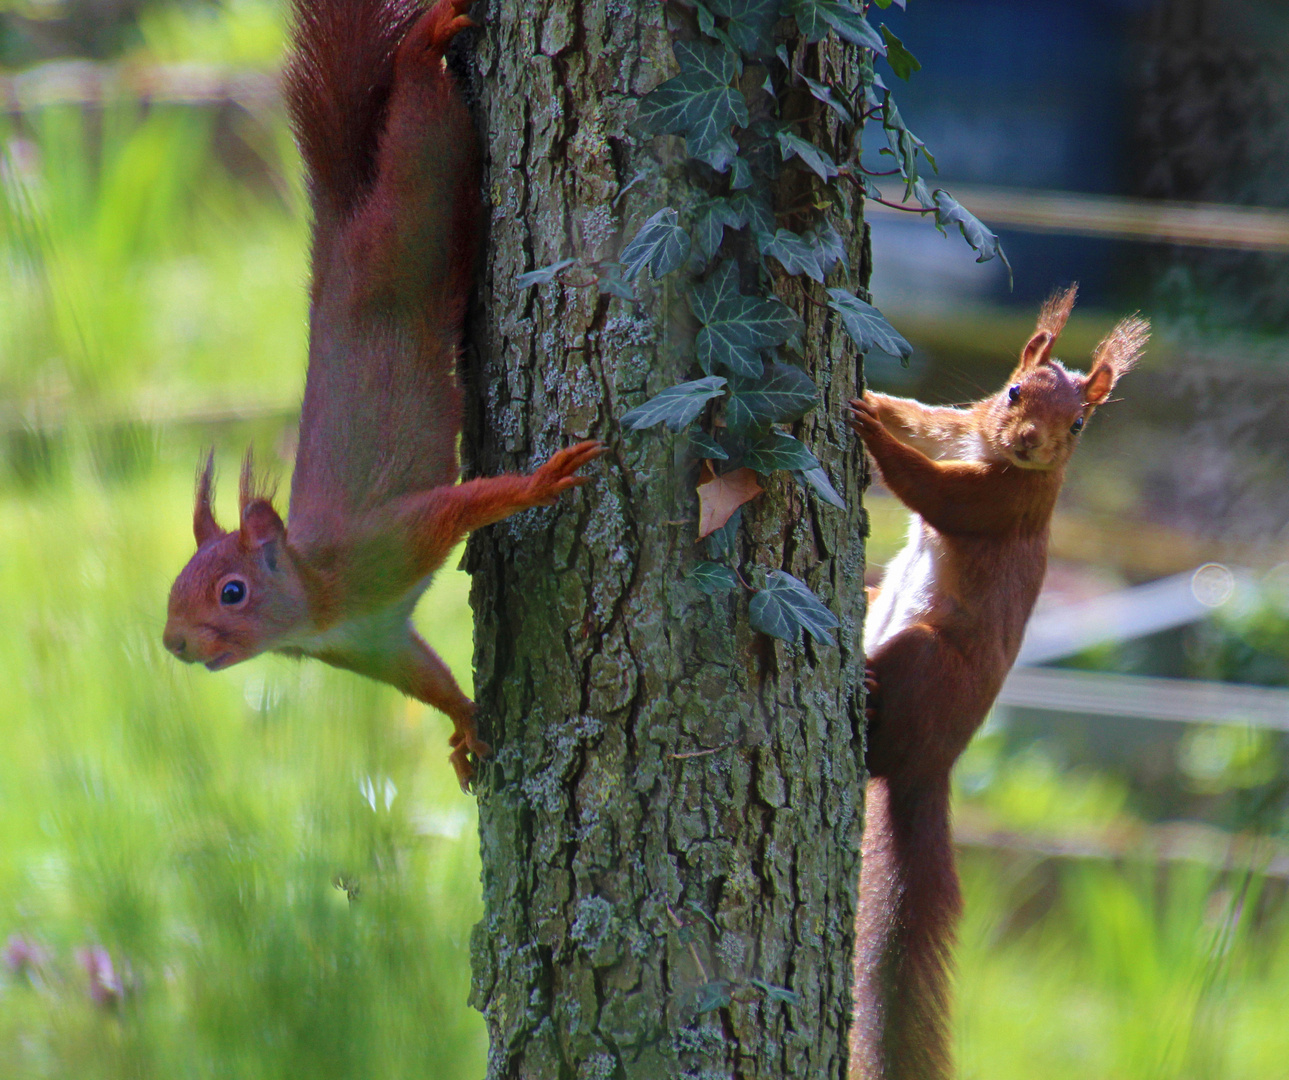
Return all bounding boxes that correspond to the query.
[162,0,604,790]
[845,286,1148,1080]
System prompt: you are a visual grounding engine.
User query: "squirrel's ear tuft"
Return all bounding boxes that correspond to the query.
[240,499,286,551]
[1037,283,1078,338]
[193,450,221,548]
[1084,315,1149,405]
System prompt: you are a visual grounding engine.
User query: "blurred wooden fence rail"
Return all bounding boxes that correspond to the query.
[1,60,279,113]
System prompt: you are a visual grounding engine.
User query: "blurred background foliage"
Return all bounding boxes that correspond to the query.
[1,0,1287,1077]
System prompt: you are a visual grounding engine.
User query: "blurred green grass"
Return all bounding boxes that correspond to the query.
[1,4,1287,1073]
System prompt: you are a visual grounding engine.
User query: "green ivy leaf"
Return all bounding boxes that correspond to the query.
[691,561,740,594]
[708,0,780,56]
[796,466,846,509]
[695,980,732,1014]
[730,155,753,190]
[622,376,728,432]
[784,0,886,52]
[929,188,1014,284]
[688,430,730,460]
[694,200,746,260]
[749,570,839,645]
[827,288,913,362]
[804,220,849,274]
[761,228,826,282]
[621,208,692,281]
[879,25,921,80]
[777,131,839,182]
[726,363,818,432]
[595,261,635,300]
[704,505,743,559]
[694,1,742,58]
[689,261,804,379]
[750,978,802,1006]
[802,74,853,122]
[517,258,576,288]
[881,92,934,197]
[744,431,821,473]
[638,41,749,159]
[728,191,775,236]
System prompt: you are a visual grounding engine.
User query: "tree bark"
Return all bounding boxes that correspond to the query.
[465,4,870,1077]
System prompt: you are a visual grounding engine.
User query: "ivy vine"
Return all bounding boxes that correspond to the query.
[521,0,1008,645]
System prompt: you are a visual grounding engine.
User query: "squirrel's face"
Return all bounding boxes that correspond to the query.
[985,361,1090,471]
[981,305,1149,471]
[164,486,309,671]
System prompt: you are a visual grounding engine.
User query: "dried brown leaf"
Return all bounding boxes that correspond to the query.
[696,463,763,540]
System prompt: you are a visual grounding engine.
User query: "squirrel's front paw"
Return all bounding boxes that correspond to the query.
[448,725,492,793]
[863,665,880,724]
[528,440,606,506]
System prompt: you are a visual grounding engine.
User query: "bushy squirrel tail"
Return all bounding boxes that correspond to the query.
[851,775,961,1080]
[284,0,421,222]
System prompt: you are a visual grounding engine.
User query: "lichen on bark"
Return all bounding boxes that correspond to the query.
[464,4,870,1077]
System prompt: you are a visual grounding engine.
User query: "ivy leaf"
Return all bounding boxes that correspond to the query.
[879,25,921,80]
[761,228,826,282]
[705,505,743,559]
[730,155,753,190]
[802,74,853,122]
[691,561,740,594]
[827,289,913,362]
[881,92,933,197]
[749,570,839,645]
[750,978,802,1006]
[694,1,742,58]
[930,188,1013,284]
[796,466,846,509]
[689,261,804,379]
[694,199,746,260]
[743,431,821,473]
[804,220,849,274]
[695,980,732,1014]
[697,464,763,540]
[688,430,729,460]
[777,131,838,182]
[694,131,741,175]
[726,363,818,432]
[517,258,576,288]
[728,191,775,236]
[638,41,749,159]
[708,0,780,56]
[785,0,886,53]
[595,261,635,300]
[622,376,728,432]
[621,208,691,281]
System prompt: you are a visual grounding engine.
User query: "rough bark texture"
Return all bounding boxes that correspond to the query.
[464,4,870,1077]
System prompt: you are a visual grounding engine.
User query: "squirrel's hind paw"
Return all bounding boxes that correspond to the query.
[528,440,607,506]
[448,727,492,794]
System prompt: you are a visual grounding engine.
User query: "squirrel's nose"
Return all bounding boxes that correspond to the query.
[1018,426,1040,448]
[163,628,188,658]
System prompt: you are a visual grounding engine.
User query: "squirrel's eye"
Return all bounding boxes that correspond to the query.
[1008,385,1021,403]
[1071,416,1085,434]
[220,579,247,606]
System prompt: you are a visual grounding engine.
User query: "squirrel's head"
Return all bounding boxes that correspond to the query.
[980,284,1148,470]
[163,451,309,670]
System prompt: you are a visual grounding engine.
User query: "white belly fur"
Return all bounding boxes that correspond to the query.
[864,514,947,654]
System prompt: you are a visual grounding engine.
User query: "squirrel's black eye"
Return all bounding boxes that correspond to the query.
[220,579,247,606]
[1071,416,1085,434]
[1008,385,1021,403]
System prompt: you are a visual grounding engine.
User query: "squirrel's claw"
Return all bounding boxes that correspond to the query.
[448,727,492,794]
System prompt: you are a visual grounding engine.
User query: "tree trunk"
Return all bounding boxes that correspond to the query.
[465,4,869,1077]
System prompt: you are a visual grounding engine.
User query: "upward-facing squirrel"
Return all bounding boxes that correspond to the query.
[163,0,603,790]
[845,287,1148,1080]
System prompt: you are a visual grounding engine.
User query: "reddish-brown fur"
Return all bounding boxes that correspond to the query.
[163,0,604,790]
[846,287,1147,1079]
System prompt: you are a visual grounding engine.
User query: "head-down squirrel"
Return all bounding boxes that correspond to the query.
[163,0,603,790]
[845,286,1148,1080]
